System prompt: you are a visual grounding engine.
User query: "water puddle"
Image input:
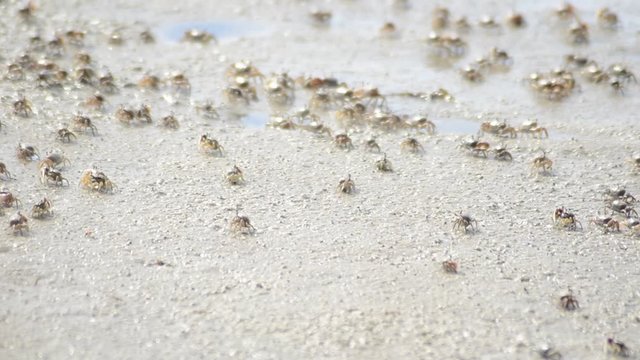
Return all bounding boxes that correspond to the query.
[158,21,269,43]
[433,118,478,135]
[239,112,270,128]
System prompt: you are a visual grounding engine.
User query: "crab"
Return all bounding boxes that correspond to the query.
[13,96,33,117]
[407,116,436,134]
[31,197,53,219]
[267,116,297,130]
[569,22,589,44]
[555,3,577,20]
[488,47,513,68]
[365,139,381,153]
[138,74,161,90]
[194,100,220,119]
[57,128,77,143]
[353,87,387,109]
[426,32,467,58]
[199,135,224,155]
[225,61,263,83]
[459,139,490,157]
[79,168,116,193]
[168,73,191,94]
[608,64,636,83]
[72,115,98,135]
[453,212,478,233]
[115,106,135,124]
[400,137,424,154]
[308,90,334,112]
[429,88,454,102]
[9,212,29,235]
[553,207,582,230]
[74,67,95,85]
[606,338,630,358]
[375,153,393,172]
[532,151,553,174]
[442,259,458,274]
[84,93,106,110]
[136,104,152,123]
[454,16,472,33]
[223,86,251,106]
[590,215,620,233]
[560,292,579,311]
[609,78,625,95]
[460,66,483,82]
[606,199,638,218]
[518,120,548,138]
[16,143,39,162]
[310,10,332,25]
[597,8,619,29]
[139,30,155,43]
[161,115,179,129]
[478,16,500,29]
[182,29,216,44]
[603,188,636,204]
[492,145,513,161]
[40,167,69,186]
[480,121,517,138]
[337,174,356,194]
[0,189,21,208]
[0,162,14,180]
[39,153,71,169]
[336,105,366,128]
[431,7,450,30]
[564,54,595,69]
[226,165,245,185]
[506,12,526,28]
[334,134,354,151]
[230,208,256,235]
[379,22,398,38]
[300,121,333,138]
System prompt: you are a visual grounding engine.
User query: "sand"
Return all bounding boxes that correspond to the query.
[1,0,639,359]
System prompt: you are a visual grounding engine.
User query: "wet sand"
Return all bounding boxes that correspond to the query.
[1,0,639,359]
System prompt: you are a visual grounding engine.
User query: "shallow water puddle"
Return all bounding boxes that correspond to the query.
[240,112,270,128]
[433,118,478,135]
[158,21,269,43]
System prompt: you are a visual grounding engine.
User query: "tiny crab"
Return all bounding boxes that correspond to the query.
[225,61,263,82]
[553,207,582,230]
[267,116,297,130]
[460,65,483,82]
[199,135,224,156]
[606,338,630,358]
[518,120,548,138]
[506,12,526,28]
[0,189,21,208]
[569,22,589,44]
[608,64,636,84]
[532,151,553,174]
[597,8,619,29]
[429,88,454,102]
[230,208,256,235]
[79,168,117,193]
[31,197,53,219]
[310,10,332,25]
[337,174,356,194]
[84,93,106,110]
[407,116,436,134]
[560,291,579,311]
[39,153,71,169]
[400,137,424,154]
[492,145,513,161]
[138,74,161,90]
[459,139,490,158]
[73,115,98,135]
[57,128,77,143]
[365,139,381,153]
[40,167,69,186]
[603,188,636,204]
[161,115,179,129]
[226,165,245,185]
[606,199,638,218]
[136,104,152,124]
[115,106,136,124]
[9,212,29,235]
[194,100,220,119]
[13,96,33,117]
[453,212,478,233]
[16,143,39,162]
[140,30,155,43]
[334,134,354,151]
[442,259,458,274]
[182,29,216,44]
[375,153,393,172]
[0,162,14,180]
[590,215,620,233]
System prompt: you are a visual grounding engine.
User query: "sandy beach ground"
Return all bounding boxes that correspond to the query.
[1,0,640,359]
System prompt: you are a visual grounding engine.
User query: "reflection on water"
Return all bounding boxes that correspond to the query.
[158,21,268,43]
